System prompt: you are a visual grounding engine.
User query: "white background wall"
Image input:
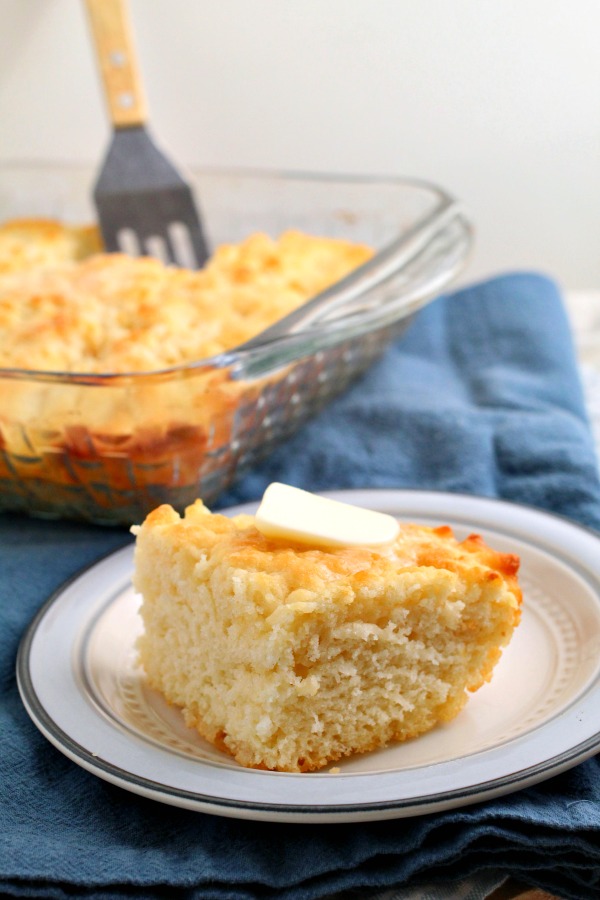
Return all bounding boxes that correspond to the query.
[1,0,600,289]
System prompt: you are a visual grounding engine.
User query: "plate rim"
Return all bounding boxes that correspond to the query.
[16,488,600,822]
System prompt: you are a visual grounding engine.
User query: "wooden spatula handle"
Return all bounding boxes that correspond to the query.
[84,0,147,128]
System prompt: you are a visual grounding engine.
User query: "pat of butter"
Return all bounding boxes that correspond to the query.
[255,483,400,548]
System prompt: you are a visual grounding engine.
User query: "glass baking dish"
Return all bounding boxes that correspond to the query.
[0,163,472,525]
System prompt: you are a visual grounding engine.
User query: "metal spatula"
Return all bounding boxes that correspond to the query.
[84,0,209,268]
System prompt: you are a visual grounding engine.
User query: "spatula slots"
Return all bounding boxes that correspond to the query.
[84,0,209,269]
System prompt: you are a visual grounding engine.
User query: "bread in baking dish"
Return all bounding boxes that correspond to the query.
[132,498,522,772]
[0,227,373,372]
[0,222,374,523]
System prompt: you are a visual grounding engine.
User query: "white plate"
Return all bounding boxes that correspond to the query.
[17,490,600,823]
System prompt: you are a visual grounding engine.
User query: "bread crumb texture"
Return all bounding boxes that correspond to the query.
[0,221,372,372]
[132,501,522,772]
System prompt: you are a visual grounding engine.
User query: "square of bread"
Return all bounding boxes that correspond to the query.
[132,500,521,772]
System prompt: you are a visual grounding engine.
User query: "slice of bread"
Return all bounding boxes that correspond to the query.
[132,499,522,772]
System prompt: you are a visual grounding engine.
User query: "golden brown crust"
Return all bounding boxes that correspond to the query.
[138,500,522,622]
[0,226,373,373]
[0,218,102,277]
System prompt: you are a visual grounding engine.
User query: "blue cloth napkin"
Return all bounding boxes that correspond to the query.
[1,272,599,900]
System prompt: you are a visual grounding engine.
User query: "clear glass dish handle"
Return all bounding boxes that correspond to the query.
[237,193,468,352]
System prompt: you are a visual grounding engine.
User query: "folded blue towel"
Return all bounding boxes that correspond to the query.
[1,273,599,900]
